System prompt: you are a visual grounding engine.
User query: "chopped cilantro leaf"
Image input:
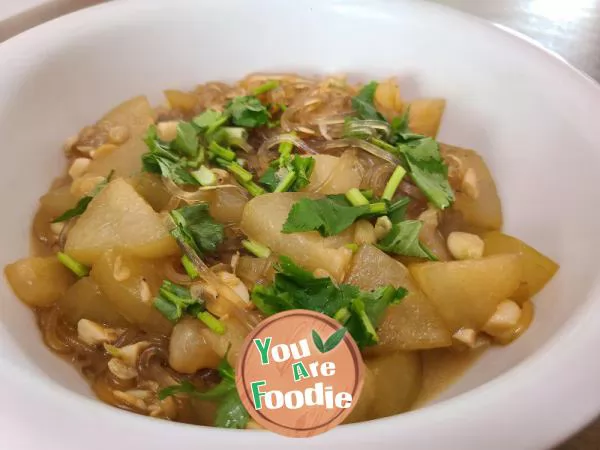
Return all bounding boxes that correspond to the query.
[169,204,224,256]
[142,151,199,185]
[192,109,227,132]
[153,280,198,322]
[251,256,406,347]
[290,155,315,191]
[348,86,455,210]
[172,121,199,158]
[352,81,385,121]
[387,197,411,224]
[377,219,437,260]
[52,171,114,223]
[225,96,269,128]
[158,358,249,429]
[281,196,371,237]
[141,125,199,185]
[52,196,94,224]
[400,138,455,209]
[259,166,280,192]
[282,196,370,236]
[215,391,249,429]
[260,155,315,193]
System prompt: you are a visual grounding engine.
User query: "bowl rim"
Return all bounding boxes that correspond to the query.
[1,0,600,448]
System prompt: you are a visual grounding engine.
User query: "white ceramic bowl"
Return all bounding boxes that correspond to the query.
[1,1,600,448]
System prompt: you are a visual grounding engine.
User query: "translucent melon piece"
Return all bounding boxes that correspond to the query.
[5,256,76,307]
[168,318,220,373]
[129,173,173,212]
[164,90,198,112]
[65,178,178,265]
[410,255,522,331]
[100,95,155,137]
[303,152,363,195]
[209,188,248,224]
[347,351,421,422]
[345,245,451,352]
[482,231,559,303]
[87,138,149,178]
[240,192,353,281]
[57,277,128,326]
[408,98,446,138]
[91,250,172,334]
[441,145,502,231]
[88,95,155,177]
[39,185,79,217]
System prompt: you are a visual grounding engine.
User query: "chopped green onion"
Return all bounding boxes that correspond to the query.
[273,170,297,193]
[368,202,387,215]
[369,137,399,154]
[153,280,197,322]
[351,298,379,343]
[382,166,407,201]
[220,127,247,143]
[216,158,253,182]
[186,147,205,169]
[160,283,191,306]
[360,189,374,200]
[278,139,294,159]
[252,80,280,96]
[236,158,247,168]
[181,255,199,279]
[208,141,236,161]
[57,252,89,278]
[173,122,200,158]
[198,311,226,335]
[191,165,217,186]
[333,307,351,324]
[212,127,249,150]
[242,239,271,258]
[239,179,265,197]
[187,302,205,317]
[344,243,359,253]
[193,109,228,133]
[345,188,369,206]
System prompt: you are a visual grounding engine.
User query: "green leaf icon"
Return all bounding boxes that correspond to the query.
[312,329,325,353]
[312,327,347,353]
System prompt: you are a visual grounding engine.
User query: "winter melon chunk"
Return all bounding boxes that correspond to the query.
[345,245,451,352]
[481,231,559,303]
[65,178,178,264]
[100,95,155,137]
[91,250,172,334]
[410,255,521,332]
[5,256,76,307]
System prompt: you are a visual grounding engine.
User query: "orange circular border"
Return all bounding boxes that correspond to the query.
[235,310,364,437]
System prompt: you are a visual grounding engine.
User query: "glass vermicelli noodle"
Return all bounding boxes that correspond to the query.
[4,73,559,429]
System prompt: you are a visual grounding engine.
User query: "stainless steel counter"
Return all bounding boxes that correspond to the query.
[433,0,600,82]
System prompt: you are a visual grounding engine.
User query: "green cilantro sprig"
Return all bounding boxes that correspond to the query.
[281,192,392,237]
[153,279,226,335]
[52,170,114,223]
[251,256,406,347]
[159,356,249,429]
[142,84,274,192]
[259,136,316,193]
[377,220,437,260]
[347,82,455,210]
[168,203,224,256]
